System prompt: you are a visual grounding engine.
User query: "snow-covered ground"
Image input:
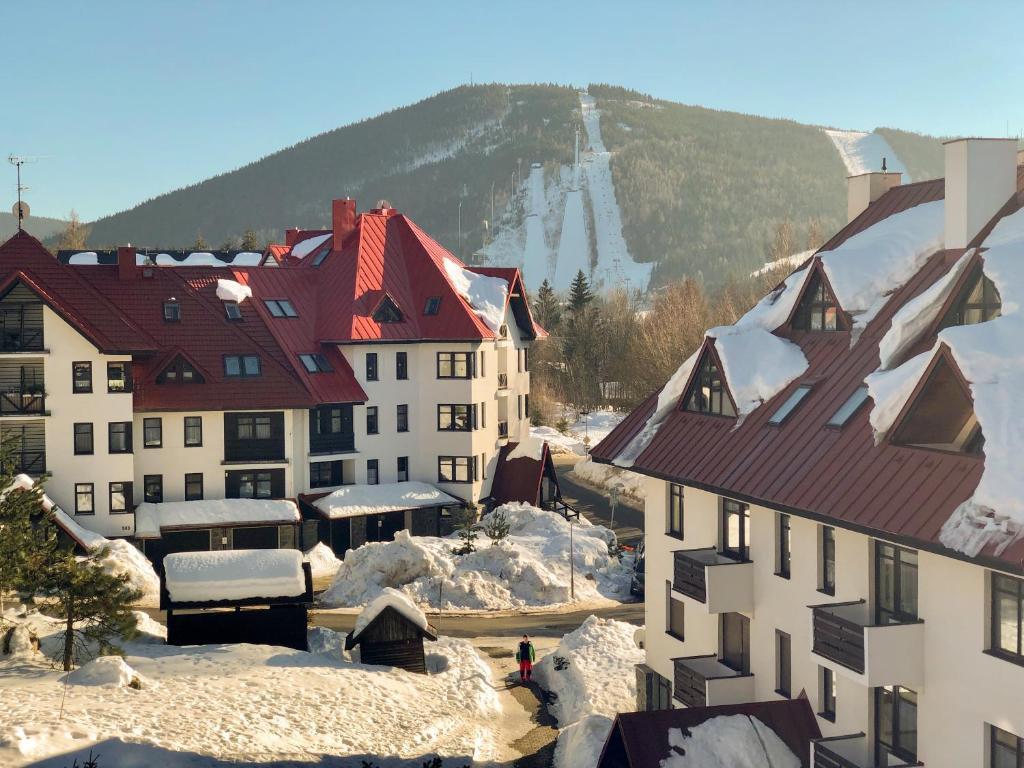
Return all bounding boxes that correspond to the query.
[533,616,644,768]
[532,407,626,455]
[570,458,646,503]
[304,541,342,580]
[552,168,591,289]
[0,609,502,767]
[824,128,909,179]
[320,503,631,612]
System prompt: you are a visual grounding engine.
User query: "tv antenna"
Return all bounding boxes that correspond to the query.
[8,155,40,231]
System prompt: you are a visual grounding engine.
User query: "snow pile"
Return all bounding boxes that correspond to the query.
[67,656,144,689]
[734,265,810,332]
[94,539,160,600]
[304,541,342,579]
[824,128,909,179]
[532,408,627,456]
[443,257,509,333]
[321,504,631,611]
[507,435,545,461]
[314,481,458,520]
[661,715,800,768]
[307,626,343,658]
[3,624,37,657]
[571,458,646,502]
[131,611,167,643]
[134,498,299,538]
[865,350,932,440]
[534,616,644,768]
[68,252,99,265]
[353,587,429,636]
[751,249,814,278]
[819,200,945,333]
[215,278,251,304]
[532,425,587,455]
[231,252,262,266]
[289,232,332,259]
[163,549,307,603]
[711,326,809,416]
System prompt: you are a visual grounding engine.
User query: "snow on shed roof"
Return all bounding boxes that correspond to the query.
[164,549,307,603]
[135,498,300,538]
[312,481,459,520]
[351,587,431,639]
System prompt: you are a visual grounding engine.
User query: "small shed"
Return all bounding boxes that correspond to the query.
[488,438,562,510]
[345,590,438,674]
[161,549,313,651]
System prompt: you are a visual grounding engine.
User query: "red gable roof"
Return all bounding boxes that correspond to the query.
[489,441,558,507]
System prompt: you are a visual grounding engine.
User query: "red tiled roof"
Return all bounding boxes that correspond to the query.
[593,175,1024,570]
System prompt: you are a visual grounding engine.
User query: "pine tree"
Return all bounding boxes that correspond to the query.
[568,270,593,312]
[45,549,141,671]
[480,508,511,546]
[56,210,90,251]
[240,229,261,251]
[452,503,480,555]
[533,279,561,331]
[191,234,210,251]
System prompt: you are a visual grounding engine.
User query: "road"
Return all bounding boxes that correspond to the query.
[551,454,645,545]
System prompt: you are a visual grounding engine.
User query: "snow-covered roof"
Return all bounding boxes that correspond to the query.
[312,482,459,520]
[661,714,800,768]
[134,498,300,539]
[442,257,509,333]
[290,232,332,260]
[507,436,545,462]
[68,252,99,265]
[216,278,252,304]
[164,549,308,603]
[351,587,430,638]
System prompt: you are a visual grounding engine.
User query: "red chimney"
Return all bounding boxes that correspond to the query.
[333,198,357,245]
[285,228,302,247]
[117,246,136,281]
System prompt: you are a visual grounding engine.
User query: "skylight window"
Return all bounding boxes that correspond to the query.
[224,302,242,321]
[264,299,297,318]
[827,386,870,428]
[424,297,441,315]
[224,354,261,377]
[299,353,333,373]
[163,300,181,322]
[311,245,331,267]
[768,385,812,426]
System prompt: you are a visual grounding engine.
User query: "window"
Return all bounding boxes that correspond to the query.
[74,483,94,515]
[525,394,530,418]
[143,475,163,504]
[940,266,1001,330]
[517,348,523,372]
[438,456,473,483]
[108,422,132,454]
[793,269,841,331]
[875,685,917,764]
[184,473,203,501]
[366,406,378,434]
[524,348,529,372]
[236,414,272,440]
[990,725,1024,768]
[372,296,403,323]
[72,361,92,393]
[264,299,297,318]
[819,666,836,721]
[437,351,473,379]
[143,417,162,448]
[438,404,473,431]
[668,483,684,537]
[109,481,132,514]
[236,471,274,499]
[684,351,736,417]
[397,456,409,482]
[891,351,983,454]
[396,351,408,380]
[667,583,685,640]
[224,302,242,321]
[367,459,379,485]
[157,356,203,384]
[299,353,333,373]
[517,395,523,420]
[73,423,93,455]
[720,498,749,560]
[397,404,409,432]
[768,385,812,425]
[310,405,355,453]
[366,353,378,381]
[311,245,331,267]
[991,572,1024,663]
[875,543,918,624]
[310,461,340,488]
[163,301,181,322]
[721,612,750,674]
[107,361,132,393]
[184,416,203,447]
[480,351,485,377]
[424,296,441,315]
[776,630,791,698]
[481,452,487,480]
[776,513,791,579]
[827,386,870,428]
[820,525,836,595]
[224,355,261,377]
[480,402,486,428]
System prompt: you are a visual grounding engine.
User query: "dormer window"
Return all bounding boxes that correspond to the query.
[163,300,181,322]
[264,299,297,318]
[373,296,403,323]
[157,356,204,385]
[224,302,242,321]
[299,353,333,373]
[684,348,736,417]
[792,267,842,331]
[938,266,1001,330]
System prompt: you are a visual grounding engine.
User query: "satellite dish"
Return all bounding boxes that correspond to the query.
[11,201,29,220]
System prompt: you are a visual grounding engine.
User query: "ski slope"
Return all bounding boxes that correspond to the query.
[553,161,591,288]
[824,129,909,180]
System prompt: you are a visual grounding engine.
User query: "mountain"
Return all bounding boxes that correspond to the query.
[77,83,945,291]
[1,211,66,241]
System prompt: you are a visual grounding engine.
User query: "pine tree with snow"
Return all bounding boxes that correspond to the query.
[533,279,561,331]
[240,229,261,251]
[568,270,593,312]
[481,508,511,546]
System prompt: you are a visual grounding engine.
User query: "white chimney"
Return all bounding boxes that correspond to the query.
[943,138,1018,248]
[847,172,903,222]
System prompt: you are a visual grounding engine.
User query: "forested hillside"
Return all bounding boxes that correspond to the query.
[1,211,66,241]
[874,126,947,182]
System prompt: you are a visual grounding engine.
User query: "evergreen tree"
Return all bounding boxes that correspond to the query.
[191,234,210,251]
[532,279,561,331]
[452,503,480,555]
[480,508,511,546]
[56,210,90,251]
[45,550,140,671]
[568,270,593,312]
[240,229,261,251]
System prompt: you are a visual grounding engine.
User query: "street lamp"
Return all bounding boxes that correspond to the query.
[569,514,575,602]
[609,484,622,533]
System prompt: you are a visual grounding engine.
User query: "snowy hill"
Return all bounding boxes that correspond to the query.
[824,128,910,178]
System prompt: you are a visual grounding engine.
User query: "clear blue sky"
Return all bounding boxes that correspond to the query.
[4,0,1022,220]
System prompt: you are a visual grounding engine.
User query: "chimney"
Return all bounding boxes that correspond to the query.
[117,245,136,281]
[846,171,902,222]
[332,198,357,244]
[944,138,1018,248]
[285,228,302,247]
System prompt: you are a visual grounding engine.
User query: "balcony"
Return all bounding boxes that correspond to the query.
[498,420,509,443]
[497,372,509,391]
[810,600,924,688]
[673,548,754,614]
[0,388,45,415]
[813,734,922,768]
[672,655,754,709]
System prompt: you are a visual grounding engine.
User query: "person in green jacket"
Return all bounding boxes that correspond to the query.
[516,635,536,682]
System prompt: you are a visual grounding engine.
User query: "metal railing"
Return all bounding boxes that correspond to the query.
[0,389,45,415]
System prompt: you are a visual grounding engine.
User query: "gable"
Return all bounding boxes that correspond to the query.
[788,260,846,332]
[682,342,737,418]
[371,294,403,324]
[937,262,1001,331]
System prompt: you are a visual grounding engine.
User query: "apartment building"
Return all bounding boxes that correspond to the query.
[594,139,1024,767]
[0,198,542,554]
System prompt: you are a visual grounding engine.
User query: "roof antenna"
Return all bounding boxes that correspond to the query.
[7,155,37,231]
[882,156,888,172]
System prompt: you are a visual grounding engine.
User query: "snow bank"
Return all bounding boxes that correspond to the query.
[353,587,429,636]
[508,435,545,461]
[443,257,509,333]
[571,458,646,502]
[289,232,331,259]
[865,350,931,440]
[819,200,945,333]
[134,498,299,538]
[734,265,810,332]
[314,481,458,520]
[131,611,167,643]
[712,326,809,416]
[3,624,37,657]
[215,278,252,303]
[163,549,307,603]
[304,541,342,579]
[662,714,800,768]
[68,252,99,265]
[94,539,160,600]
[533,425,586,455]
[824,128,909,179]
[554,714,614,768]
[231,252,263,266]
[68,656,144,689]
[307,626,343,658]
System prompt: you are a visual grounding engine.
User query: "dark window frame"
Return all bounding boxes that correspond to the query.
[163,301,181,322]
[143,474,163,504]
[875,685,918,764]
[184,473,203,501]
[224,302,243,321]
[668,483,684,537]
[73,422,94,455]
[793,269,842,331]
[667,581,685,641]
[438,403,473,432]
[819,665,836,721]
[264,299,298,318]
[157,356,204,385]
[776,630,792,698]
[990,724,1024,768]
[397,404,409,433]
[436,351,473,379]
[940,265,1001,330]
[74,483,94,515]
[72,361,92,393]
[768,384,812,426]
[108,421,133,454]
[299,353,333,373]
[397,456,409,482]
[107,361,132,393]
[821,525,836,596]
[827,386,870,428]
[424,296,441,315]
[223,354,262,378]
[143,417,163,448]
[184,416,203,447]
[396,351,408,380]
[684,351,736,417]
[372,296,403,323]
[991,572,1024,663]
[875,542,919,624]
[366,406,379,435]
[366,352,378,381]
[720,498,749,561]
[777,513,792,579]
[366,459,379,485]
[438,455,473,484]
[109,481,133,514]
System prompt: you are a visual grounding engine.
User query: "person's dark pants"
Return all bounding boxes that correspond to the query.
[519,660,533,681]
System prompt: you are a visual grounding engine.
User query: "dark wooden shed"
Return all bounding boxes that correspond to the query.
[345,604,438,674]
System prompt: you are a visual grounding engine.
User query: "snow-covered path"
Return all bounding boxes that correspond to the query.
[579,92,652,293]
[824,128,909,179]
